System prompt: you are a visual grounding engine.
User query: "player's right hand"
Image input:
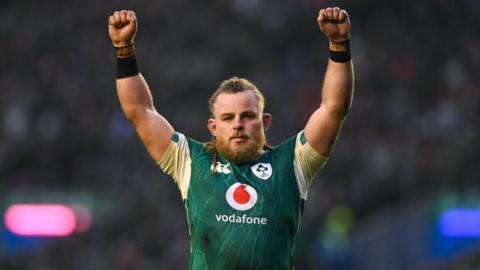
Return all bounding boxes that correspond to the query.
[108,10,137,47]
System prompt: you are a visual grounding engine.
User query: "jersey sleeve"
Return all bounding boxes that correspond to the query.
[293,131,329,200]
[156,132,192,200]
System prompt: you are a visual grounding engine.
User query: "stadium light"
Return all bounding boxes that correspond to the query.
[439,208,480,237]
[4,204,90,237]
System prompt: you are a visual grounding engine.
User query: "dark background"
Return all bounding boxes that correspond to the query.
[1,0,479,269]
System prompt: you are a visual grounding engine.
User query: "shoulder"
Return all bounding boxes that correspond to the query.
[270,131,328,164]
[157,132,211,165]
[173,132,211,153]
[270,131,304,153]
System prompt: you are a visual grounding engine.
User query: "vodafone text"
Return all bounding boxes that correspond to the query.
[215,213,267,225]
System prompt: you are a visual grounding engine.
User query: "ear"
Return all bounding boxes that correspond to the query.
[207,118,216,136]
[262,113,272,131]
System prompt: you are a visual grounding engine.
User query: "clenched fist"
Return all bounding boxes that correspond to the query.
[317,7,350,42]
[108,10,137,47]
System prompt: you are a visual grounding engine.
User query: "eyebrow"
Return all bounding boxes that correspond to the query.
[219,113,234,119]
[218,111,258,119]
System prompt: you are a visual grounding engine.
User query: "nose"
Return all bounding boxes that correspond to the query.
[233,117,244,130]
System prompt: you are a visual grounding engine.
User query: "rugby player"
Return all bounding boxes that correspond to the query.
[108,6,354,269]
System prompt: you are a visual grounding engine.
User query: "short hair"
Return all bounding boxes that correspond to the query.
[208,76,265,116]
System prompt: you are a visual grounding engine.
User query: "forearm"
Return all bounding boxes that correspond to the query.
[321,59,354,116]
[116,74,156,124]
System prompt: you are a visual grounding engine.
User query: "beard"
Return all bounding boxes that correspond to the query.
[214,130,266,164]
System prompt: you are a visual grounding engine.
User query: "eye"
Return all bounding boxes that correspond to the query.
[242,112,257,119]
[221,115,234,121]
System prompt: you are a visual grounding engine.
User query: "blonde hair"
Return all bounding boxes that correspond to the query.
[208,76,265,116]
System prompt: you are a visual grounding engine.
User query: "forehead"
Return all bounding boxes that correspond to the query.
[212,91,260,116]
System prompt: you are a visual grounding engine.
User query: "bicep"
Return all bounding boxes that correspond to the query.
[133,109,175,162]
[304,105,347,157]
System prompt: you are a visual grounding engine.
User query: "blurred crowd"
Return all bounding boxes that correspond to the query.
[1,0,479,269]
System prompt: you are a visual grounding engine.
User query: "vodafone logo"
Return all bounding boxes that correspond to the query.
[225,183,257,211]
[219,183,266,225]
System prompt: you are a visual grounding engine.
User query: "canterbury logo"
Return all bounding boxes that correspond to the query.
[210,162,231,174]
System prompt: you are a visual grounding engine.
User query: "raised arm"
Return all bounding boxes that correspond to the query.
[304,7,354,157]
[109,10,174,161]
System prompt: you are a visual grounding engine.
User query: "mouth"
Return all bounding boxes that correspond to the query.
[230,135,249,142]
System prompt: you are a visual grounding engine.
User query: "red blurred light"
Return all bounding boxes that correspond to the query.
[4,204,77,236]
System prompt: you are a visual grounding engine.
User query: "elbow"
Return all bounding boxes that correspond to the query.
[343,97,353,115]
[336,107,350,119]
[342,91,354,114]
[122,106,149,125]
[325,102,351,119]
[124,112,138,125]
[322,91,354,117]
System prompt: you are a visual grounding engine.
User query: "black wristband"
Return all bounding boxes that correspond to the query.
[116,55,139,79]
[329,39,351,63]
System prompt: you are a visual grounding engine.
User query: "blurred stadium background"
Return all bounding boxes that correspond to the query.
[1,0,479,269]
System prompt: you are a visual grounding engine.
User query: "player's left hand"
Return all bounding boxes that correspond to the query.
[317,7,350,42]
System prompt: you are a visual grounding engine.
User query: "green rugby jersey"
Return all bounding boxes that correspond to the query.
[157,131,327,270]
